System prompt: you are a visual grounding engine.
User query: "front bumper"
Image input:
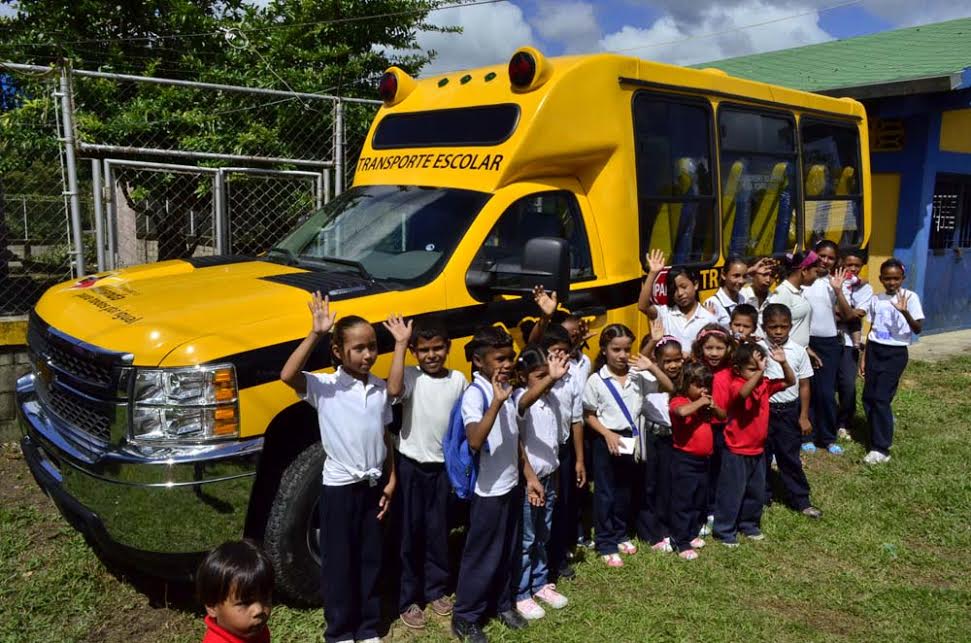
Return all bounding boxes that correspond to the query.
[17,373,262,578]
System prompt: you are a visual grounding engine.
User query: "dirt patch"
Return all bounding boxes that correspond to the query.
[760,597,862,638]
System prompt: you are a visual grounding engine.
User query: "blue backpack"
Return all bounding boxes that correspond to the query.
[443,383,487,500]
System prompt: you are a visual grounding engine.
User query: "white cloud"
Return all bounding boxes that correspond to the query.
[599,0,832,65]
[390,2,537,76]
[532,1,601,54]
[863,0,971,27]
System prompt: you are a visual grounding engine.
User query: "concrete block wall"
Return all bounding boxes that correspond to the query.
[0,346,31,441]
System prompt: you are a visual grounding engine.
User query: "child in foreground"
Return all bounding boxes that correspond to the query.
[385,316,467,630]
[198,540,273,643]
[514,345,572,621]
[669,362,715,560]
[712,343,794,545]
[280,292,395,643]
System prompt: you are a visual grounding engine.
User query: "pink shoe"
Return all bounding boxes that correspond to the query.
[534,584,568,609]
[690,537,706,549]
[602,553,624,567]
[678,549,699,560]
[618,540,638,555]
[516,597,545,620]
[651,537,673,553]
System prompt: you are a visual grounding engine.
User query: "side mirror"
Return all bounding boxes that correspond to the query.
[522,237,570,303]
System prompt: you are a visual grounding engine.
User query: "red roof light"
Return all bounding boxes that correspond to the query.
[378,72,398,102]
[508,51,536,88]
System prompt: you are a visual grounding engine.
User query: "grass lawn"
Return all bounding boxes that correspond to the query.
[2,357,970,642]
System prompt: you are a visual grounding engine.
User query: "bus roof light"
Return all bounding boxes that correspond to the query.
[508,51,536,88]
[378,72,398,103]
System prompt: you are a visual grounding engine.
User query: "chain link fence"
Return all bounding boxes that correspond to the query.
[0,62,381,314]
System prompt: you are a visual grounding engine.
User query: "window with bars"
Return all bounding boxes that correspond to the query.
[930,175,971,251]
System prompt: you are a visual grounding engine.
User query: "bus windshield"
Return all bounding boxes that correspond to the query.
[271,185,490,285]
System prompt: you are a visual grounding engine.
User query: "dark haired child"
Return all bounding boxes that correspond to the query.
[692,324,732,536]
[861,258,924,464]
[768,251,820,349]
[198,539,273,643]
[452,326,533,642]
[730,304,760,342]
[636,334,684,553]
[639,248,716,355]
[514,345,572,620]
[583,323,673,567]
[760,304,822,519]
[669,362,716,560]
[836,250,873,440]
[280,292,395,643]
[740,257,779,314]
[712,342,795,545]
[703,256,748,326]
[539,326,586,582]
[385,316,468,629]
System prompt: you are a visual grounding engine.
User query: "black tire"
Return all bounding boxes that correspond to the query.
[263,442,325,606]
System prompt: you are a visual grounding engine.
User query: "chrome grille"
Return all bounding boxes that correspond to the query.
[36,377,113,443]
[27,318,113,388]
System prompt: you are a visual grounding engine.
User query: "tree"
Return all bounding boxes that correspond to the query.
[0,0,456,260]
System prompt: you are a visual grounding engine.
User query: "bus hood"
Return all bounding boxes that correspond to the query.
[33,258,392,367]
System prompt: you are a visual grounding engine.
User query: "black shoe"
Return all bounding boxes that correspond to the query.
[498,609,529,630]
[451,618,488,643]
[556,564,576,580]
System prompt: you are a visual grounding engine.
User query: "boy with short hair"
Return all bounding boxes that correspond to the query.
[452,326,533,643]
[197,539,274,643]
[729,304,760,341]
[386,316,468,630]
[760,304,822,519]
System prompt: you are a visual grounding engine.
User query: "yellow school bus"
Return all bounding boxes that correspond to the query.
[17,47,869,603]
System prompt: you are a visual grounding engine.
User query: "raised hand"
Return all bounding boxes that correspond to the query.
[704,299,718,315]
[577,317,596,344]
[754,350,768,372]
[382,313,413,345]
[646,248,666,274]
[532,285,558,317]
[308,290,336,336]
[769,343,787,364]
[650,317,664,340]
[892,290,909,313]
[547,351,569,381]
[491,371,512,402]
[829,267,848,290]
[629,352,654,372]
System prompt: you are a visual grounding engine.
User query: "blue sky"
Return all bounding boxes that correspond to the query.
[408,0,970,74]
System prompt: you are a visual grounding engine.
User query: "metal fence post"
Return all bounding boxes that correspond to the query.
[323,169,331,205]
[57,63,86,276]
[103,158,116,269]
[90,158,106,271]
[214,170,226,254]
[334,99,344,195]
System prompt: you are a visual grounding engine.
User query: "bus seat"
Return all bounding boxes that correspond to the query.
[721,160,746,256]
[672,158,699,263]
[750,162,790,256]
[805,164,829,197]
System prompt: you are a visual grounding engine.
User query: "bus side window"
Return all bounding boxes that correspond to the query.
[800,119,863,248]
[469,191,594,288]
[718,107,798,258]
[632,93,718,266]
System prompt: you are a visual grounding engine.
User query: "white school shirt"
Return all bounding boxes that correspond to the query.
[570,353,591,385]
[549,371,583,445]
[640,369,671,427]
[703,287,745,327]
[760,339,813,404]
[582,365,656,432]
[461,372,520,497]
[768,280,812,347]
[866,290,925,346]
[803,278,839,338]
[515,390,561,479]
[655,303,717,351]
[303,367,392,487]
[839,281,874,347]
[395,367,468,463]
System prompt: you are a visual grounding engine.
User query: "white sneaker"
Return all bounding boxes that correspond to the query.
[651,537,673,553]
[516,597,546,620]
[863,450,891,464]
[357,639,381,643]
[837,427,850,441]
[699,515,714,537]
[534,584,568,609]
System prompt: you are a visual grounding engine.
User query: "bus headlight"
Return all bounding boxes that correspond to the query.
[130,365,239,442]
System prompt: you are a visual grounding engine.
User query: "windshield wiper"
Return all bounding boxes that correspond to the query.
[297,254,375,282]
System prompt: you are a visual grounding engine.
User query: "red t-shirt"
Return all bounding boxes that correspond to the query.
[669,396,714,457]
[711,367,731,426]
[713,373,788,455]
[202,616,271,643]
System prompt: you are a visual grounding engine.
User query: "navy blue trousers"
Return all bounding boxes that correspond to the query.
[669,449,709,552]
[809,335,843,447]
[549,437,578,577]
[705,423,726,518]
[592,430,637,555]
[636,430,673,545]
[863,342,909,455]
[713,451,766,544]
[836,345,860,430]
[397,454,451,613]
[320,481,384,643]
[453,485,522,626]
[766,401,812,510]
